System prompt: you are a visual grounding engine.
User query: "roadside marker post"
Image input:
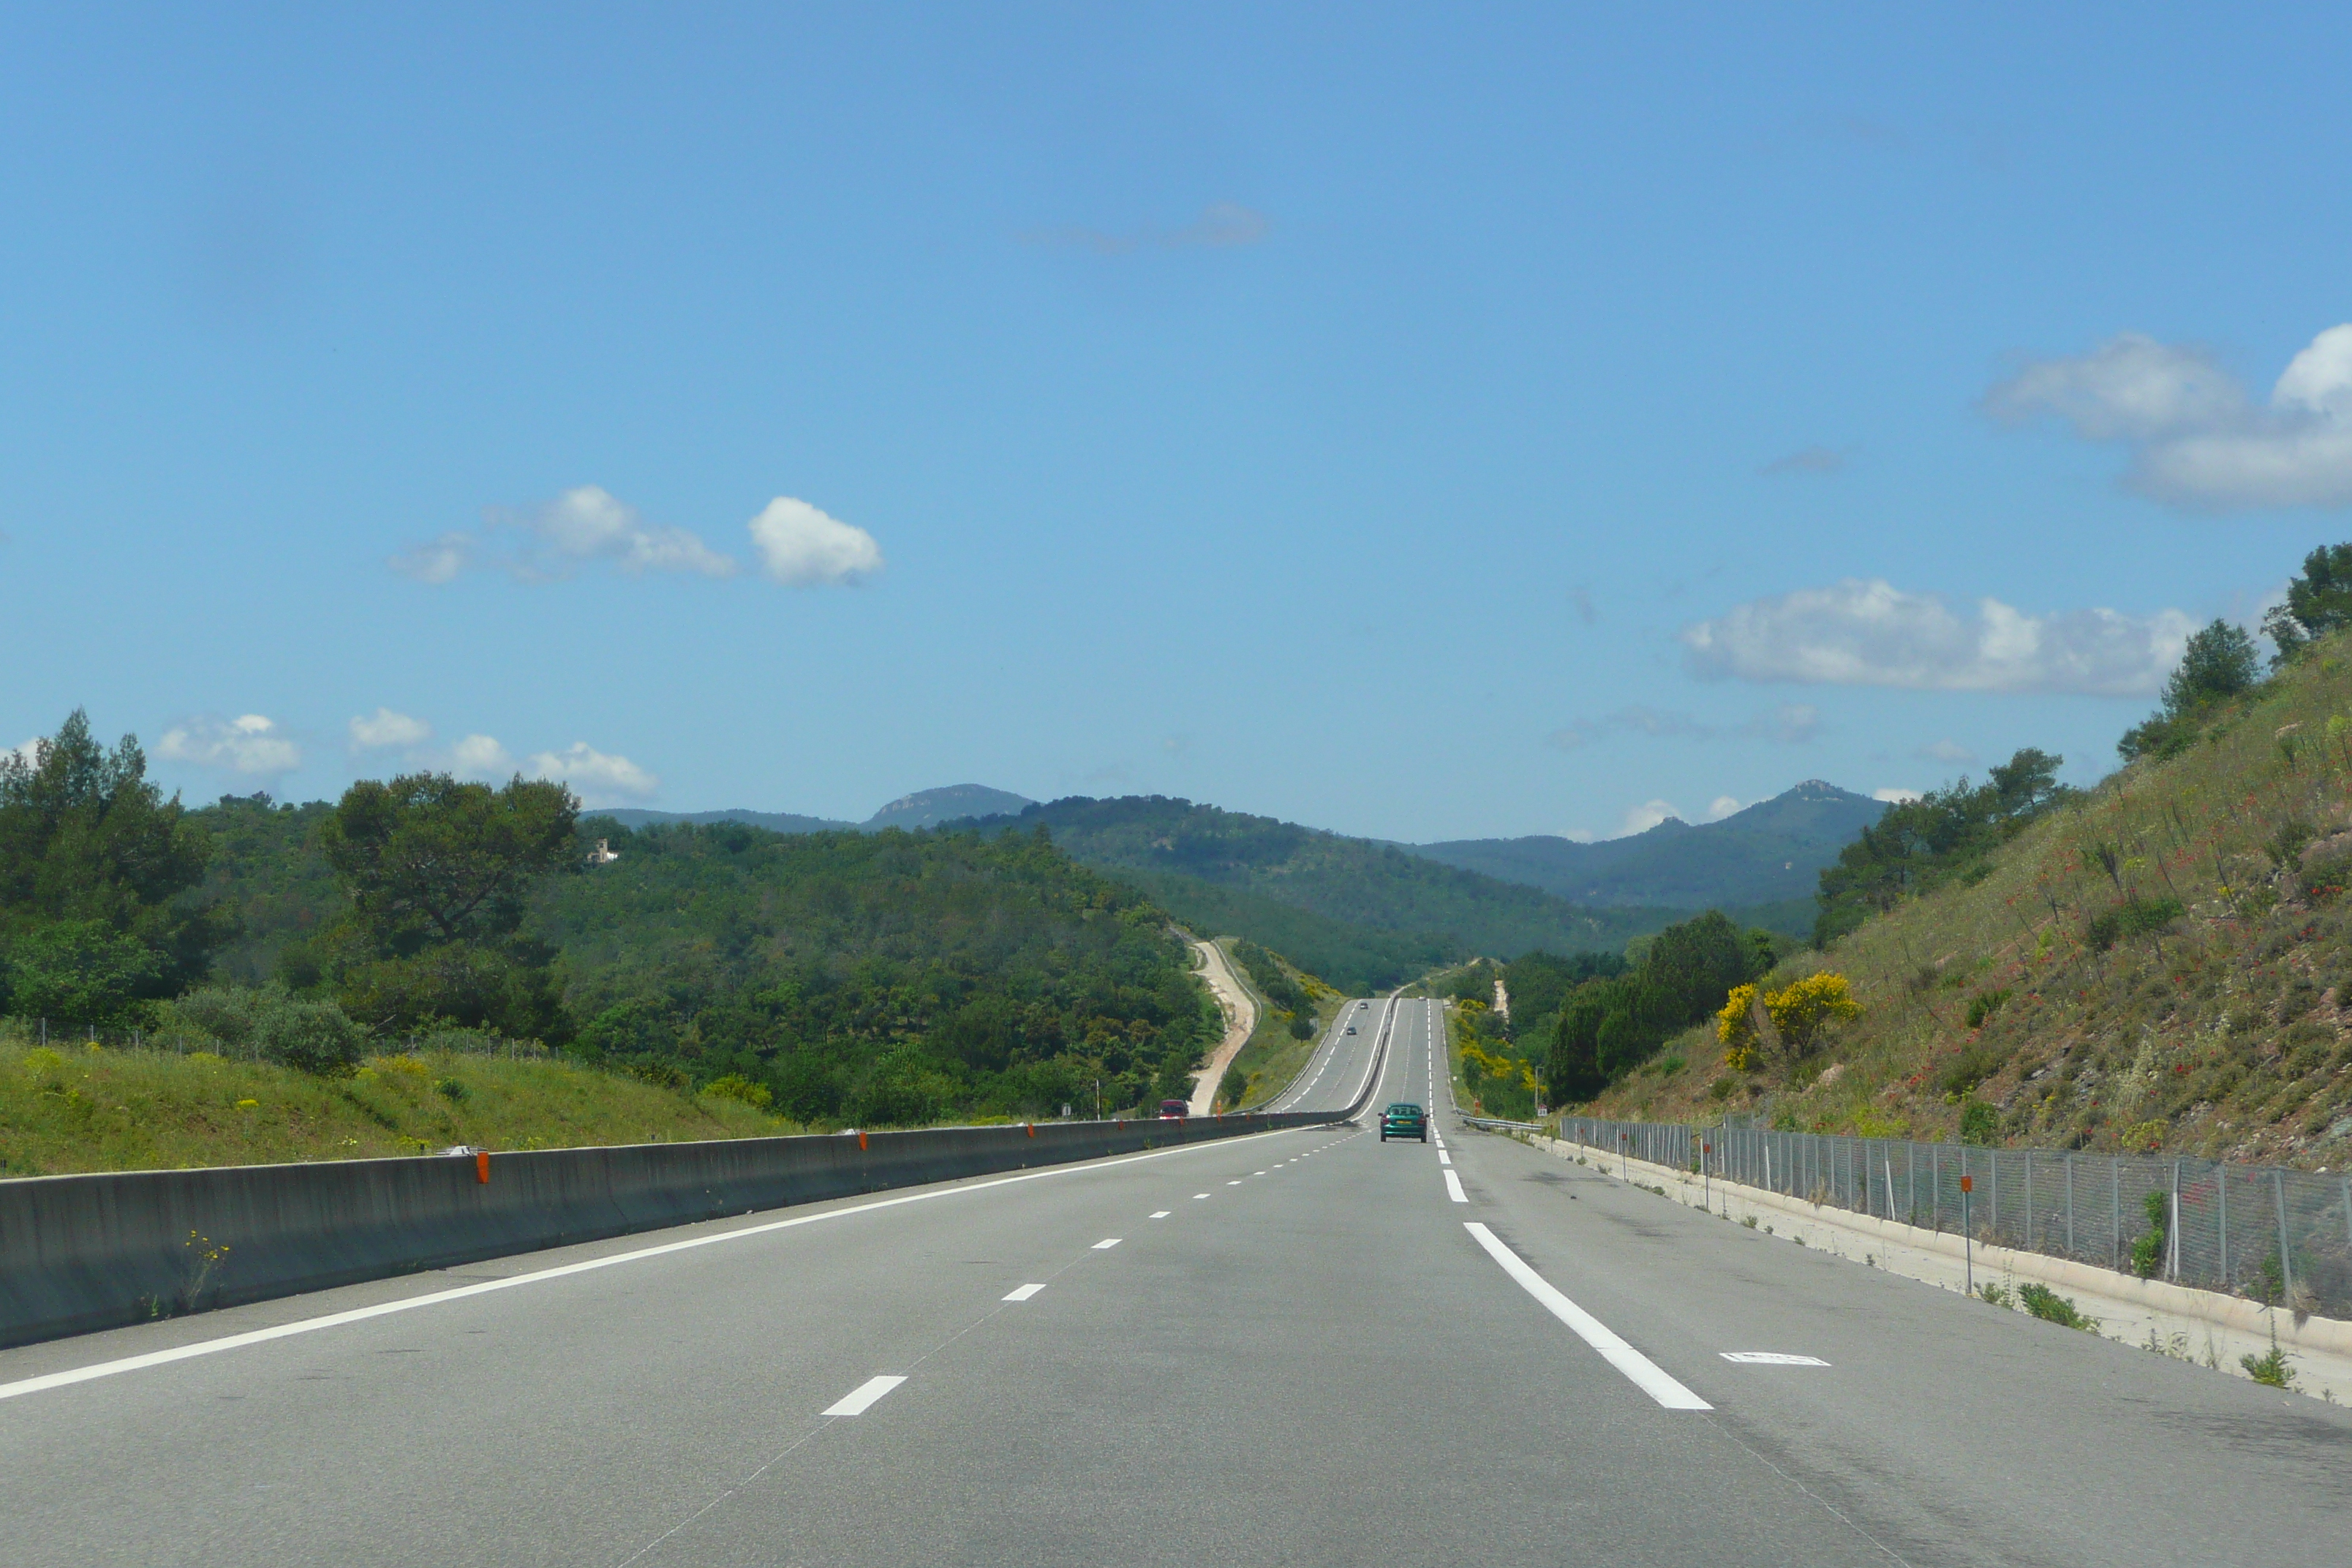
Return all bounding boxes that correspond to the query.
[475,1151,490,1186]
[1960,1175,1975,1296]
[1702,1142,1711,1211]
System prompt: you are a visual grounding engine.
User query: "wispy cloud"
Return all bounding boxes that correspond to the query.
[1022,202,1271,256]
[1546,701,1821,750]
[1985,324,2352,510]
[393,486,755,585]
[526,741,659,806]
[1681,578,2194,696]
[1761,445,1847,477]
[157,714,302,777]
[349,708,431,751]
[1916,738,1975,764]
[1874,786,1923,803]
[1705,796,1743,821]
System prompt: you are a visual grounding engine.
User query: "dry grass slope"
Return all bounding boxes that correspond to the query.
[1593,636,2352,1169]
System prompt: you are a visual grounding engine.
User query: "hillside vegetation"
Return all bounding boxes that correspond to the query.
[0,1033,788,1176]
[971,796,1676,990]
[1,722,1224,1152]
[1413,780,1883,915]
[1590,622,2352,1170]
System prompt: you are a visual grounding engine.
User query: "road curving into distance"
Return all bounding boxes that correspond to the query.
[1182,938,1258,1116]
[4,997,2347,1567]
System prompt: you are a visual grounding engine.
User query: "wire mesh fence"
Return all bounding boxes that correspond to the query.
[1558,1115,2352,1322]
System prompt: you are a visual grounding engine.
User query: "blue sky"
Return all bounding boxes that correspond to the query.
[7,4,2351,843]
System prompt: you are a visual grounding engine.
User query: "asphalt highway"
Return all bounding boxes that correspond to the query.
[5,998,2348,1567]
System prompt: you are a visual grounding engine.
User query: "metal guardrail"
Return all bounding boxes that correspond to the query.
[1558,1114,2352,1321]
[1456,1112,1544,1133]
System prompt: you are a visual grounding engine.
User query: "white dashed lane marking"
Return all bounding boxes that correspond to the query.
[1002,1284,1046,1302]
[823,1376,907,1416]
[1092,1238,1122,1250]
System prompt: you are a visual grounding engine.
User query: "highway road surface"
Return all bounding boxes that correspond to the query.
[5,998,2348,1567]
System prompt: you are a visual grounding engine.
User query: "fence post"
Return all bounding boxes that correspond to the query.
[2218,1161,2229,1286]
[2024,1151,2034,1251]
[2168,1161,2181,1282]
[2274,1170,2294,1307]
[2111,1158,2121,1271]
[1989,1150,1998,1240]
[1908,1142,1916,1224]
[1931,1145,1940,1232]
[2065,1155,2074,1258]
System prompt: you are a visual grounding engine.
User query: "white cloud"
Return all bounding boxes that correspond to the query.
[389,532,474,584]
[1681,578,2194,696]
[526,741,659,806]
[1562,827,1596,844]
[1619,799,1683,836]
[157,714,303,777]
[449,734,516,779]
[1986,324,2352,509]
[1874,787,1923,803]
[7,737,40,770]
[1917,738,1975,764]
[394,486,739,584]
[349,708,431,751]
[1706,796,1743,821]
[747,497,884,587]
[521,486,736,578]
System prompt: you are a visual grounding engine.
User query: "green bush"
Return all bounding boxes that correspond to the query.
[2087,897,2185,951]
[2130,1189,2168,1279]
[1964,989,2013,1030]
[2242,1334,2295,1388]
[2016,1283,2097,1330]
[254,999,369,1074]
[701,1074,772,1109]
[1958,1099,1999,1145]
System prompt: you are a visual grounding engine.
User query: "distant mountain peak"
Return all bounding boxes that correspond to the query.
[864,784,1036,832]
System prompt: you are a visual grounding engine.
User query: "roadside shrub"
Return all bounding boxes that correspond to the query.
[2130,1189,2168,1279]
[701,1074,772,1109]
[2016,1283,2097,1330]
[254,998,369,1074]
[433,1077,467,1101]
[1719,973,1861,1069]
[1958,1099,1999,1145]
[2242,1331,2296,1388]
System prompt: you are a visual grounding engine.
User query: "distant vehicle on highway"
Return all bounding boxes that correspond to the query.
[1379,1102,1427,1142]
[1158,1098,1188,1120]
[1345,1025,1357,1035]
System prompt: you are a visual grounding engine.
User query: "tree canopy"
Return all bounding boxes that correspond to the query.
[2261,543,2352,667]
[0,711,226,1022]
[1812,748,2067,947]
[2119,620,2261,763]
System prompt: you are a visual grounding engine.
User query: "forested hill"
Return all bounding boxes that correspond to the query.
[1411,781,1884,911]
[185,802,1217,1125]
[963,796,1676,992]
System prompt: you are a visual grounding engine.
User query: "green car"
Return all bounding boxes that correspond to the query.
[1379,1101,1428,1142]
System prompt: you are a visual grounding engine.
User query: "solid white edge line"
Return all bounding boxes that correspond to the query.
[1443,1169,1468,1202]
[0,1125,1317,1405]
[1003,1284,1046,1302]
[823,1373,908,1415]
[1462,1222,1710,1410]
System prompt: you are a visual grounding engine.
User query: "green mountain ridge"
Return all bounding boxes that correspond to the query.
[1410,780,1885,909]
[960,795,1686,992]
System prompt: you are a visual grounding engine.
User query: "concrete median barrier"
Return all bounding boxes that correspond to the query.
[0,1110,1341,1349]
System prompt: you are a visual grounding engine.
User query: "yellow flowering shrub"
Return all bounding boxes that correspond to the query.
[1719,973,1860,1069]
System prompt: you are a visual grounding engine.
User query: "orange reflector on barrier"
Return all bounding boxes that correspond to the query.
[858,1131,869,1151]
[475,1151,490,1185]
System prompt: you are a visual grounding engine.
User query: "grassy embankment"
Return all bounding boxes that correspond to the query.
[0,1030,790,1177]
[1221,941,1345,1109]
[1587,637,2352,1168]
